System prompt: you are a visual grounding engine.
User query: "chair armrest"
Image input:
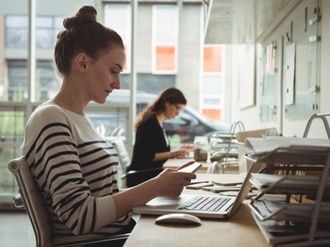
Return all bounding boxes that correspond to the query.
[13,192,25,209]
[124,167,164,187]
[127,167,163,175]
[122,167,163,179]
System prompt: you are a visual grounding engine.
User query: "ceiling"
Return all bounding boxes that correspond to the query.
[204,0,299,44]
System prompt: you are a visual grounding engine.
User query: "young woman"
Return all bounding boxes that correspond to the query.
[20,6,196,246]
[127,87,191,187]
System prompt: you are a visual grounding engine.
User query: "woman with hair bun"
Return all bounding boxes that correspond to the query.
[21,5,195,246]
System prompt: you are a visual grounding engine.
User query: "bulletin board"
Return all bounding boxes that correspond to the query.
[284,0,320,120]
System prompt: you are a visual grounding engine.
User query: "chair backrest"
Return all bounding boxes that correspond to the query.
[8,157,131,247]
[112,139,131,174]
[8,156,54,247]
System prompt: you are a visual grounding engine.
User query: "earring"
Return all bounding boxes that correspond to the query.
[80,72,85,78]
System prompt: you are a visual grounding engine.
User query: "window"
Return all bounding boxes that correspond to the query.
[6,60,60,102]
[36,16,61,49]
[6,15,62,49]
[3,14,62,103]
[0,0,209,197]
[5,16,28,48]
[152,5,178,74]
[104,4,131,73]
[0,108,25,194]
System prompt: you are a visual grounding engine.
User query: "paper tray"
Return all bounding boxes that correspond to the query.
[249,199,330,222]
[250,211,330,246]
[250,173,330,194]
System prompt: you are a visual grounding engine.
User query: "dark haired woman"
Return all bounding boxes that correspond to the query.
[127,87,191,187]
[20,6,195,246]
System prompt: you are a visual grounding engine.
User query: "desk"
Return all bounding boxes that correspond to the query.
[124,174,270,247]
[163,158,239,173]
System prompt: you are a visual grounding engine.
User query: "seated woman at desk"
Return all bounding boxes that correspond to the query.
[20,6,196,246]
[127,87,191,187]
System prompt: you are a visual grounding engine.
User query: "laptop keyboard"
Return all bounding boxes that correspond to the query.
[179,196,231,212]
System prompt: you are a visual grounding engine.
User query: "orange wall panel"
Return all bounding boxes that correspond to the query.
[156,46,175,71]
[204,46,222,72]
[202,108,221,121]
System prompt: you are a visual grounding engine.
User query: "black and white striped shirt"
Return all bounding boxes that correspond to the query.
[21,101,131,245]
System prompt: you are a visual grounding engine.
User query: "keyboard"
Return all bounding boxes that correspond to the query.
[179,196,231,212]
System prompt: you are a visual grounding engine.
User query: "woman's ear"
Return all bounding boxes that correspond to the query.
[75,53,87,73]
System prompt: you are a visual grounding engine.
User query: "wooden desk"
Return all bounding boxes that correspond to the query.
[163,158,239,173]
[124,174,270,247]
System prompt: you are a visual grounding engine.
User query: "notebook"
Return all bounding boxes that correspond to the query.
[133,162,262,219]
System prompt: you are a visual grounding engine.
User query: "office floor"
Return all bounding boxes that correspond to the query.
[0,210,35,247]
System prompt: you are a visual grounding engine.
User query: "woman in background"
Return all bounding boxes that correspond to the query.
[127,87,191,187]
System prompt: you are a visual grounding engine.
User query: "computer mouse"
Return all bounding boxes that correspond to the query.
[155,213,202,225]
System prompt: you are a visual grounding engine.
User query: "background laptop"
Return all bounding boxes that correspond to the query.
[133,162,262,219]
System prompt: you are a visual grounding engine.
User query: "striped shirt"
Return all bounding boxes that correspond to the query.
[21,101,132,245]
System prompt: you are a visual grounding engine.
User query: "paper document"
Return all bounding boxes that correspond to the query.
[244,136,330,155]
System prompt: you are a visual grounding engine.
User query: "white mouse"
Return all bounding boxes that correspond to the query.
[155,213,202,225]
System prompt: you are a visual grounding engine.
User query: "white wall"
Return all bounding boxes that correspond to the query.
[229,0,330,138]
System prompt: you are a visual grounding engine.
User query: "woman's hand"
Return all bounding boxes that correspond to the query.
[181,144,194,150]
[171,144,194,158]
[113,167,196,218]
[171,148,190,158]
[154,168,196,197]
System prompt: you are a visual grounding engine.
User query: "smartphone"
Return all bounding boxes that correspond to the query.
[178,162,202,173]
[219,191,257,199]
[186,182,214,190]
[211,179,243,186]
[207,186,241,193]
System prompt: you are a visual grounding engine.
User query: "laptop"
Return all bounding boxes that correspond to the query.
[133,161,262,219]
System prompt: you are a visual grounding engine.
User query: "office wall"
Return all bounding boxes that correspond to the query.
[136,4,153,73]
[230,0,329,138]
[176,4,203,111]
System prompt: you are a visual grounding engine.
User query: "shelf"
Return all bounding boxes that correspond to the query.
[243,113,330,246]
[243,136,330,246]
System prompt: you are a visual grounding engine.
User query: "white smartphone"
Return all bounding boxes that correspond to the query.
[219,191,257,199]
[208,186,241,193]
[186,182,214,190]
[178,162,202,173]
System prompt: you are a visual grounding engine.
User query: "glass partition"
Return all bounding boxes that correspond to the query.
[0,107,25,195]
[285,0,320,119]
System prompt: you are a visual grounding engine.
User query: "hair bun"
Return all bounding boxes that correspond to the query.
[63,5,97,29]
[76,5,97,21]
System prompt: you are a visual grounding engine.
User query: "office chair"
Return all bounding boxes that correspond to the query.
[112,139,131,188]
[111,139,163,188]
[8,156,130,247]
